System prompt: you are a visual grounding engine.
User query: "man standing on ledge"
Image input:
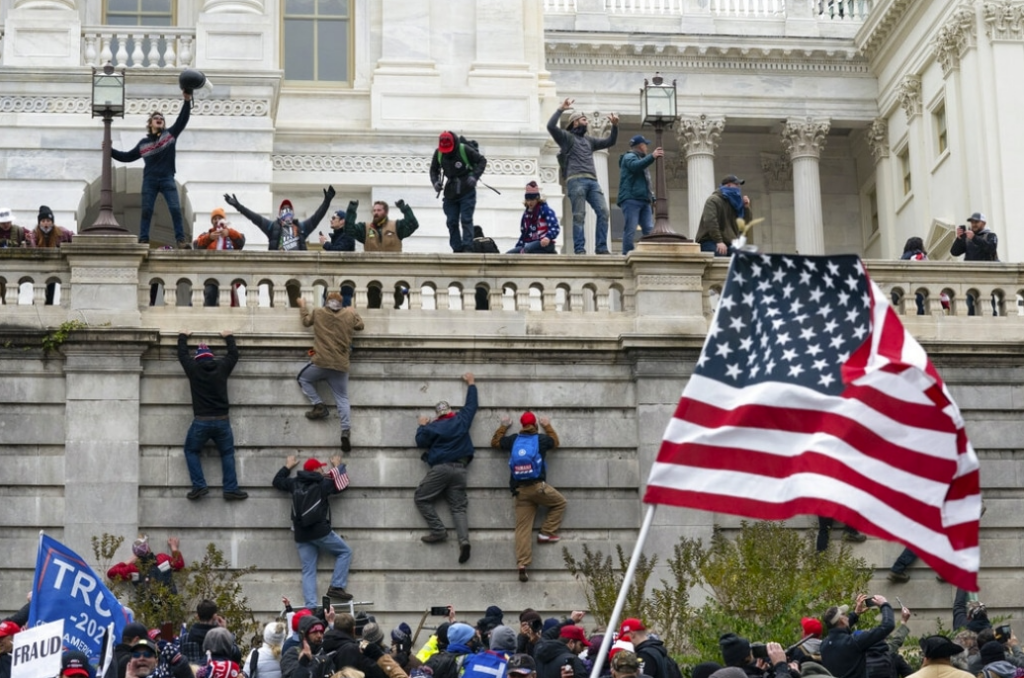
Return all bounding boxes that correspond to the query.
[430,132,487,252]
[112,91,192,248]
[415,373,478,564]
[177,330,248,501]
[695,175,752,256]
[546,99,619,254]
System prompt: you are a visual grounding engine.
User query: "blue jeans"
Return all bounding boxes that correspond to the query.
[297,363,351,430]
[296,532,352,608]
[619,198,654,254]
[507,240,556,254]
[442,191,477,252]
[891,547,918,574]
[140,174,185,242]
[567,178,609,254]
[183,419,239,492]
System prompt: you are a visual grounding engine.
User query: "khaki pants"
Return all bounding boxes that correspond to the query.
[514,482,567,568]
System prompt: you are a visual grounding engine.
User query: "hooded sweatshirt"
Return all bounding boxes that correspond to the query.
[177,334,238,417]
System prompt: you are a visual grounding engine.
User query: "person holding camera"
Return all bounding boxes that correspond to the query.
[535,625,589,678]
[821,595,895,678]
[719,634,793,678]
[950,213,999,262]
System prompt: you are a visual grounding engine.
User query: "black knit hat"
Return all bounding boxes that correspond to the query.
[38,205,54,224]
[719,633,751,667]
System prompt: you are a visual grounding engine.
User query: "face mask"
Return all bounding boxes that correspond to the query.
[572,123,588,136]
[40,225,53,234]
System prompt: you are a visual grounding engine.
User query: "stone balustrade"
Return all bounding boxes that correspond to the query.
[544,0,871,21]
[82,27,195,69]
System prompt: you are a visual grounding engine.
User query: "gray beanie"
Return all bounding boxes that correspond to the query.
[489,625,517,652]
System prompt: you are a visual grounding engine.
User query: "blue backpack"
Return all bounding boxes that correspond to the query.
[509,434,543,481]
[460,651,508,678]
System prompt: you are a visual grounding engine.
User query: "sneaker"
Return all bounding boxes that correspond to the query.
[459,544,471,564]
[176,240,192,250]
[518,568,529,583]
[537,533,561,543]
[138,237,150,245]
[341,429,351,453]
[326,586,353,602]
[842,531,867,543]
[223,490,249,501]
[306,403,329,420]
[887,570,910,584]
[421,532,447,544]
[187,487,209,500]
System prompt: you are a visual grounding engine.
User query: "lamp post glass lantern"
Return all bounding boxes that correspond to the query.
[86,62,128,234]
[640,73,687,240]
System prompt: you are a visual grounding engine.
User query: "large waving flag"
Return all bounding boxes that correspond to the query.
[29,534,133,664]
[644,252,981,590]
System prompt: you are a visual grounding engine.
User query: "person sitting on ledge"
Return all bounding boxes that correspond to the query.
[508,182,559,255]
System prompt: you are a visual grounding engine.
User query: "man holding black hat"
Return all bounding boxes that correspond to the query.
[696,175,752,256]
[491,412,565,582]
[273,454,354,606]
[618,135,663,254]
[908,636,973,678]
[820,595,895,678]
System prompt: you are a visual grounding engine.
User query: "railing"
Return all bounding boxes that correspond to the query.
[812,0,873,20]
[543,0,870,21]
[81,27,195,69]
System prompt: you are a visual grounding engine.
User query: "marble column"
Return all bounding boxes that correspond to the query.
[677,115,724,240]
[866,118,896,258]
[781,117,830,255]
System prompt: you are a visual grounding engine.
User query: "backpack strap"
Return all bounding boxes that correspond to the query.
[458,143,472,171]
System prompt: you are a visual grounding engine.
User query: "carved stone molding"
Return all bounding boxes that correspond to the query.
[539,167,558,184]
[867,118,890,163]
[780,117,830,160]
[934,3,978,75]
[896,76,922,119]
[856,0,916,59]
[636,274,702,291]
[985,0,1024,41]
[588,113,615,139]
[0,97,270,117]
[676,115,724,158]
[201,0,263,12]
[760,153,793,192]
[70,267,136,284]
[14,0,75,8]
[274,155,539,176]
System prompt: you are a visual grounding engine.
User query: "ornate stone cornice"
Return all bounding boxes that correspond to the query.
[544,41,870,75]
[896,75,922,119]
[985,0,1024,41]
[867,118,890,163]
[933,4,977,75]
[0,97,270,116]
[855,0,916,59]
[676,115,724,157]
[274,155,539,175]
[760,153,792,192]
[588,113,615,139]
[781,117,830,160]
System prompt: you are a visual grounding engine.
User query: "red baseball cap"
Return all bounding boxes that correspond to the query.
[0,621,19,638]
[303,458,326,472]
[619,618,646,639]
[521,412,537,426]
[800,617,823,638]
[291,608,312,632]
[438,132,456,153]
[559,625,591,646]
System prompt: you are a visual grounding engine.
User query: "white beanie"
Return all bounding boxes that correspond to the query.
[263,621,286,647]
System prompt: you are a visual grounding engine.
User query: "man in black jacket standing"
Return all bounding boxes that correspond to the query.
[821,595,896,678]
[430,132,487,252]
[273,455,353,607]
[178,331,248,501]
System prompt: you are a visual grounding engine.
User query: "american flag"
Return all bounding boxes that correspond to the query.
[330,465,350,491]
[644,252,982,590]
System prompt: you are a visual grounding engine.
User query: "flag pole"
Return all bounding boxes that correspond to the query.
[588,504,658,678]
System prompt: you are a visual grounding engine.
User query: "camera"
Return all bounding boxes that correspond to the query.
[751,643,769,661]
[430,606,450,616]
[865,598,877,608]
[995,625,1012,643]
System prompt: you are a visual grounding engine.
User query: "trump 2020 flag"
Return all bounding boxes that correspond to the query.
[644,252,981,590]
[29,534,133,664]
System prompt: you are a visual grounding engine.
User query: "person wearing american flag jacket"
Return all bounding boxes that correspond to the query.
[273,454,354,606]
[508,181,559,254]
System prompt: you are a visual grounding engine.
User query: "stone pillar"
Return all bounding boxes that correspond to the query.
[61,331,155,558]
[62,235,147,328]
[781,117,830,255]
[677,115,724,240]
[195,0,272,70]
[866,118,896,258]
[2,0,81,67]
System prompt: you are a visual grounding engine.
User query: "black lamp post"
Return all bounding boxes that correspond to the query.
[83,62,128,234]
[639,73,688,242]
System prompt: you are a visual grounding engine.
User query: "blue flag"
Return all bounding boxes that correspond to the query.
[29,534,133,664]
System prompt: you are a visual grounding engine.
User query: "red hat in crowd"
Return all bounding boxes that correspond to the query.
[801,617,823,638]
[0,621,20,638]
[618,618,646,640]
[559,625,590,646]
[291,608,312,632]
[304,458,326,472]
[520,412,537,426]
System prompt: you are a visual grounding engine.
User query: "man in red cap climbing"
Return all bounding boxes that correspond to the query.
[490,411,566,582]
[429,131,488,252]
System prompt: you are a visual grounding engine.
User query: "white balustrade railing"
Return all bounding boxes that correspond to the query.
[82,27,195,69]
[709,0,786,17]
[545,0,869,20]
[811,0,873,20]
[544,0,579,12]
[605,0,686,13]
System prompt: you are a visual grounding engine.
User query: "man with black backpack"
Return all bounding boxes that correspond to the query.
[273,454,353,606]
[430,131,488,253]
[490,412,566,582]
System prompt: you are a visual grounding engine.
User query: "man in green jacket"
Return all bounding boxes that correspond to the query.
[343,199,418,252]
[617,135,663,254]
[695,175,752,256]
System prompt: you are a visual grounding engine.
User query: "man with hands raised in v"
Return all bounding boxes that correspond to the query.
[343,199,419,252]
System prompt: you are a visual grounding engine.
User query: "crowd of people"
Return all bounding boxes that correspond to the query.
[2,586,1016,678]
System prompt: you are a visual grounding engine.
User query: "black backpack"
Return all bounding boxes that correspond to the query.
[865,645,896,678]
[292,479,330,527]
[308,651,337,678]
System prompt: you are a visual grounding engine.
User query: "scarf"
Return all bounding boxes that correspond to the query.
[720,186,745,215]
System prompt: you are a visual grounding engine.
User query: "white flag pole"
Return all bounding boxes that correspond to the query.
[588,504,658,678]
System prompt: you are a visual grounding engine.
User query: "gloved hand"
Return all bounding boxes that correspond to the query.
[223,193,239,208]
[466,176,478,188]
[362,642,385,661]
[347,200,359,213]
[433,181,443,193]
[324,185,336,200]
[395,199,406,210]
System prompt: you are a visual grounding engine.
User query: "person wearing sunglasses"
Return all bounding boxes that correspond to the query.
[125,640,158,678]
